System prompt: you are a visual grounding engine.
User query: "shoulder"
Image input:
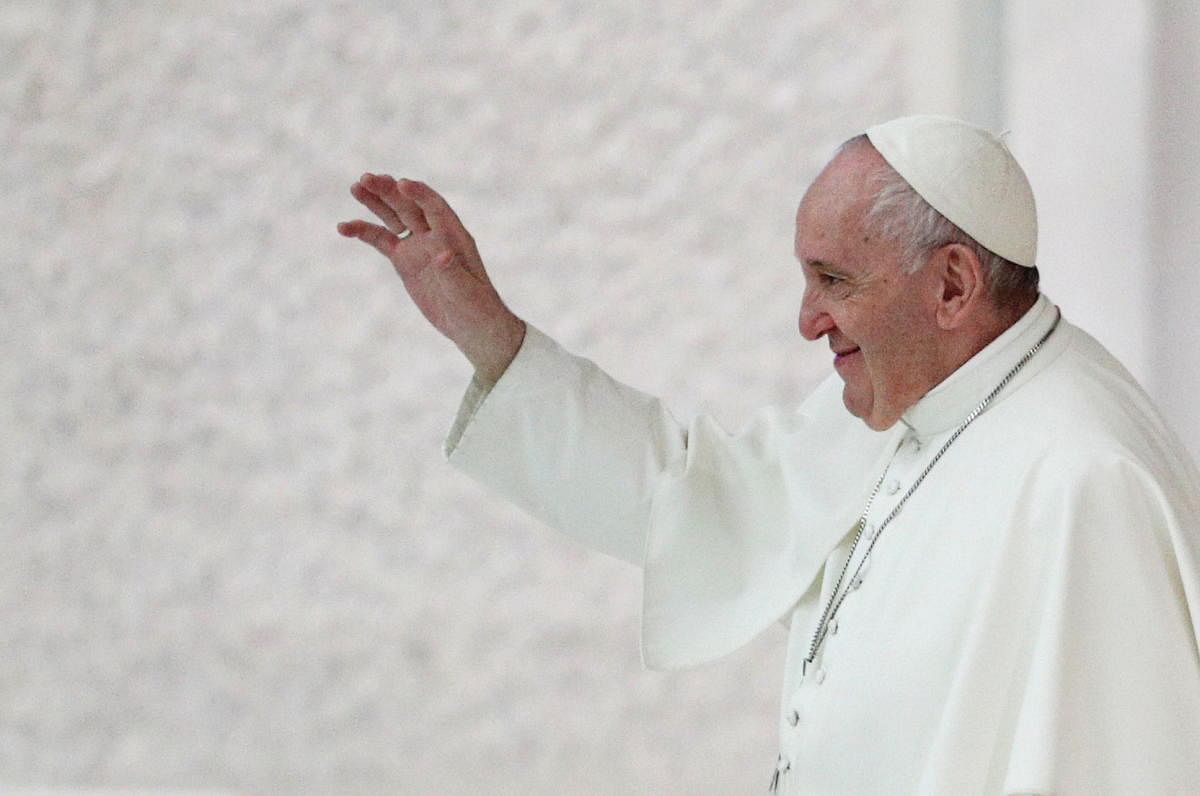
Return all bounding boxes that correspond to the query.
[1007,321,1192,475]
[989,322,1200,530]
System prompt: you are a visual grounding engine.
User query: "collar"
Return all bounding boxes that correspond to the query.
[900,294,1059,438]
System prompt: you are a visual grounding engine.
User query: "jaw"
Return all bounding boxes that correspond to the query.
[842,388,895,430]
[839,373,876,427]
[839,361,907,431]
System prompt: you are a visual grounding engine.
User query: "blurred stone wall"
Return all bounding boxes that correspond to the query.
[1,1,903,792]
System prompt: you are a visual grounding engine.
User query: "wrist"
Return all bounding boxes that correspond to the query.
[466,314,525,384]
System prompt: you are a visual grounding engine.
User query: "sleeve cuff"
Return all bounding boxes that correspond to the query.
[443,371,496,459]
[442,323,550,461]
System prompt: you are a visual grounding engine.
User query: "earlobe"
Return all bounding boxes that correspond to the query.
[935,245,982,330]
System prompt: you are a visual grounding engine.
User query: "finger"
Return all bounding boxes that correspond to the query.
[398,179,468,237]
[398,180,487,280]
[363,173,430,235]
[337,219,399,258]
[351,181,405,234]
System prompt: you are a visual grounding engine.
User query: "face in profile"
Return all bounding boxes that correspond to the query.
[795,146,944,430]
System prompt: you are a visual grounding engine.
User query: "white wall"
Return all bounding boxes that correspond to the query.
[0,1,905,792]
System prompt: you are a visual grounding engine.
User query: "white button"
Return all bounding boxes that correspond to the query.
[830,617,839,635]
[815,668,827,684]
[865,522,878,540]
[778,754,792,772]
[909,436,923,453]
[886,479,901,495]
[850,575,863,591]
[787,709,800,727]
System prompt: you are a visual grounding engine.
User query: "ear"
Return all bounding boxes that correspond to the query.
[931,243,985,330]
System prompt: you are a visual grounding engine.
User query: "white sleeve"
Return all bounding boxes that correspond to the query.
[444,324,689,566]
[443,326,897,670]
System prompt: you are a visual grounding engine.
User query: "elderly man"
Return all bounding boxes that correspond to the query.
[338,116,1200,793]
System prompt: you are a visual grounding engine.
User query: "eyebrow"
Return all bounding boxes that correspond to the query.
[800,258,850,278]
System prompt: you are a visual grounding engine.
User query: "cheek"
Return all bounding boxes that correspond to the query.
[855,328,911,389]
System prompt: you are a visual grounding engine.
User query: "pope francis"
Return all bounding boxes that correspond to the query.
[338,116,1200,794]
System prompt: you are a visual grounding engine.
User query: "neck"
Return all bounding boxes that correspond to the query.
[875,294,1039,429]
[942,293,1037,376]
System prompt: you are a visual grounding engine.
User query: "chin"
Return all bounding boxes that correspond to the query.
[844,396,873,427]
[861,414,896,432]
[841,385,872,423]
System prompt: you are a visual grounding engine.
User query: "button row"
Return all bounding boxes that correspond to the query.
[800,666,827,686]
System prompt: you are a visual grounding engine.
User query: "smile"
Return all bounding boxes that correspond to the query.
[834,347,861,368]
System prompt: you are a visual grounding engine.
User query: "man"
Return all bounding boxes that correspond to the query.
[338,116,1200,793]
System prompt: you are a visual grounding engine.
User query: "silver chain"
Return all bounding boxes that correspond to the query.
[802,310,1061,672]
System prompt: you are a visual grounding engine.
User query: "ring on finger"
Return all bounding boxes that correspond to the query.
[396,228,413,240]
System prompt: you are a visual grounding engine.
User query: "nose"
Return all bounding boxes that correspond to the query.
[799,286,835,340]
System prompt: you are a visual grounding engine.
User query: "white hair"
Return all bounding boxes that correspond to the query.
[842,134,1039,305]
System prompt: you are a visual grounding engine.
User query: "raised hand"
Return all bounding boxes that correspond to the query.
[338,174,525,383]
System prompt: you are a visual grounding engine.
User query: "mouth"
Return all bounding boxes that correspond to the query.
[833,346,861,368]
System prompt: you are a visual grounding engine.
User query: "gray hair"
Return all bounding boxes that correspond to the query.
[842,134,1039,306]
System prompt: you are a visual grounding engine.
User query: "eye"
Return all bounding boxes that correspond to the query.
[818,272,845,286]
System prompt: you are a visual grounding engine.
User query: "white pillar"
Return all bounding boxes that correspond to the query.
[1150,1,1200,460]
[1004,0,1154,384]
[902,0,1006,128]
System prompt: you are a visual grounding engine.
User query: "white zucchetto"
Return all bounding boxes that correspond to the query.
[866,115,1038,267]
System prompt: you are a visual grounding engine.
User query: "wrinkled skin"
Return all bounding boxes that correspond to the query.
[795,144,1021,429]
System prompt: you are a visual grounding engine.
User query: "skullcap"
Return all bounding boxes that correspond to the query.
[865,115,1038,267]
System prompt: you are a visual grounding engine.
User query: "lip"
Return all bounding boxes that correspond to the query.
[833,347,861,367]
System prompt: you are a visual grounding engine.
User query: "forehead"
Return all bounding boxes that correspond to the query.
[794,145,887,261]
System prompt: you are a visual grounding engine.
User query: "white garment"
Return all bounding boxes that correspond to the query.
[444,295,1200,794]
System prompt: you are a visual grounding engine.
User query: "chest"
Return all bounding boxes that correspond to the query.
[774,432,1053,792]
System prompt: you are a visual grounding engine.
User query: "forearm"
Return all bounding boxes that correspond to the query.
[445,325,688,566]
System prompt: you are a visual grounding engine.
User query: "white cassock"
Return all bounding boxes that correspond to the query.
[443,294,1200,795]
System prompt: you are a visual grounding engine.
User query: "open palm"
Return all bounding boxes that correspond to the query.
[337,174,525,382]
